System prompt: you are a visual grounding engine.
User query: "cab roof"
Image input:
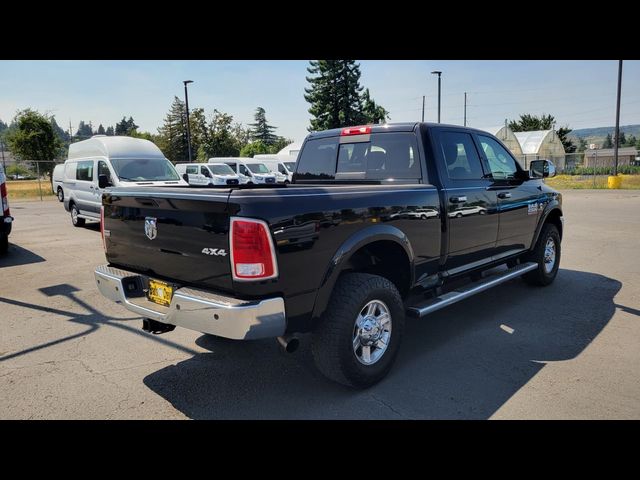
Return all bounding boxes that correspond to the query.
[305,122,489,139]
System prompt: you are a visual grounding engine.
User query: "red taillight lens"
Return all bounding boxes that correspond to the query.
[100,205,106,252]
[341,125,371,136]
[1,181,10,217]
[230,218,277,281]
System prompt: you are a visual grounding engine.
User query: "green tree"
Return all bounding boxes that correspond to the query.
[97,124,106,135]
[240,140,270,157]
[576,137,588,153]
[0,118,7,138]
[269,137,293,154]
[305,60,367,131]
[5,109,64,186]
[361,88,390,124]
[508,113,555,132]
[105,126,115,136]
[248,107,278,145]
[157,97,189,162]
[636,137,640,150]
[603,133,613,148]
[556,126,576,153]
[115,116,138,136]
[75,120,93,139]
[200,109,241,158]
[617,132,626,147]
[7,164,32,177]
[626,134,637,147]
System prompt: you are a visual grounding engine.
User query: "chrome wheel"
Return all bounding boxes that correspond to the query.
[57,188,64,202]
[71,206,78,224]
[353,300,392,365]
[543,237,556,274]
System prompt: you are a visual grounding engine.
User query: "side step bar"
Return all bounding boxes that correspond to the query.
[407,262,538,318]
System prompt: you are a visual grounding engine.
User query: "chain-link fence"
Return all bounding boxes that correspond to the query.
[3,160,62,201]
[515,152,640,176]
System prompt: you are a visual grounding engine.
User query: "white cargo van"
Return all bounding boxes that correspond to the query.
[175,162,240,187]
[63,135,187,227]
[52,163,65,201]
[253,155,297,183]
[208,158,277,185]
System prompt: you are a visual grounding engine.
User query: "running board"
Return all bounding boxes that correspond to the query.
[407,262,538,318]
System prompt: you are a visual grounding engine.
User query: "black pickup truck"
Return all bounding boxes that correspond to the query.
[95,122,563,387]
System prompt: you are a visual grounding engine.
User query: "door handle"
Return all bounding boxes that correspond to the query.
[89,185,94,190]
[497,192,512,199]
[450,196,467,203]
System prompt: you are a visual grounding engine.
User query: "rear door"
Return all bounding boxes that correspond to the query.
[475,133,542,255]
[74,159,97,215]
[433,129,499,272]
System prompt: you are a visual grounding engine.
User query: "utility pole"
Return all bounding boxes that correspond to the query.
[463,92,467,126]
[183,80,194,162]
[69,120,73,141]
[431,71,442,123]
[613,60,623,176]
[421,95,425,122]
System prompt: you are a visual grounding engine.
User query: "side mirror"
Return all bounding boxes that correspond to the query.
[529,159,556,179]
[182,173,190,183]
[98,174,111,189]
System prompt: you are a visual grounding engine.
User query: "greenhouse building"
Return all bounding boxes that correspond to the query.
[513,130,566,170]
[479,126,524,159]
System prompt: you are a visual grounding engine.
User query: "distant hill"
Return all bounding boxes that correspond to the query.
[568,124,640,146]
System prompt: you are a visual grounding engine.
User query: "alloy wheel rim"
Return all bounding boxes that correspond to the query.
[543,237,556,274]
[353,300,392,365]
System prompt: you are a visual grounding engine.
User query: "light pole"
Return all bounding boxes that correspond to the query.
[183,80,194,162]
[463,92,467,126]
[613,60,623,176]
[431,71,442,123]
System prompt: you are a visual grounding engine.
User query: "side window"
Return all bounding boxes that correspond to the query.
[97,161,111,183]
[201,166,211,177]
[278,164,287,174]
[477,135,519,180]
[64,162,76,180]
[186,166,197,174]
[76,160,94,181]
[439,131,485,180]
[295,137,338,180]
[227,163,237,172]
[239,165,251,176]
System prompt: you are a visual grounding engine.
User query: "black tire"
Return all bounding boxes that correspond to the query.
[70,203,85,227]
[311,273,405,388]
[456,213,462,218]
[0,233,8,255]
[523,223,561,286]
[57,187,64,202]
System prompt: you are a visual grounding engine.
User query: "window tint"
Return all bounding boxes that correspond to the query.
[336,133,420,180]
[283,162,296,172]
[208,164,234,175]
[239,165,250,176]
[98,161,112,184]
[278,164,287,174]
[201,166,211,177]
[295,137,338,180]
[439,131,485,180]
[247,163,270,174]
[186,165,198,174]
[110,158,179,181]
[76,160,94,181]
[477,135,518,180]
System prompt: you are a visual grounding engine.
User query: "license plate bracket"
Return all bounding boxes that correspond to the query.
[147,278,174,307]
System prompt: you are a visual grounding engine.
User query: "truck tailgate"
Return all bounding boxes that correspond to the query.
[103,188,234,292]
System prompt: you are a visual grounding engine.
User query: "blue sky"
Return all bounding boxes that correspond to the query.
[1,60,638,142]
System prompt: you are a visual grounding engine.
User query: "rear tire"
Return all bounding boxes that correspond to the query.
[523,223,560,286]
[311,273,405,388]
[57,187,64,202]
[0,233,8,255]
[70,203,85,227]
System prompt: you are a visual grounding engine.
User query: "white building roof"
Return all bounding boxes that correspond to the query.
[68,136,165,160]
[277,142,302,157]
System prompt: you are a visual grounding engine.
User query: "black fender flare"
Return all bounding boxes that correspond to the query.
[310,224,415,323]
[530,201,563,249]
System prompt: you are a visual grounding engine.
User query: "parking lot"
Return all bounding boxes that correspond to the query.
[1,190,639,419]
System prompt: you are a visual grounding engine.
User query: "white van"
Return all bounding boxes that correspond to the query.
[175,162,240,187]
[63,135,187,227]
[52,163,65,202]
[208,157,277,185]
[253,155,297,183]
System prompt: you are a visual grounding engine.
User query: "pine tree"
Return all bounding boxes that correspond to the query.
[361,88,389,124]
[75,120,93,139]
[617,132,626,147]
[157,97,189,162]
[115,116,139,136]
[603,133,613,148]
[97,124,106,135]
[105,126,115,136]
[248,107,278,145]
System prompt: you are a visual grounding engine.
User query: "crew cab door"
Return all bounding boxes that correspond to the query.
[434,129,499,272]
[475,133,543,255]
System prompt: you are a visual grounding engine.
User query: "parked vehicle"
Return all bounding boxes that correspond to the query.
[0,164,13,254]
[63,135,187,227]
[175,163,240,187]
[95,122,563,388]
[448,205,487,217]
[253,155,297,183]
[209,158,277,185]
[52,164,65,202]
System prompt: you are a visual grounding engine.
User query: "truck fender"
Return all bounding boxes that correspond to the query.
[310,224,415,323]
[530,201,563,250]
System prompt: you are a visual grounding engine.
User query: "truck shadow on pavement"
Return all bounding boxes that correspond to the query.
[0,244,46,268]
[143,268,623,419]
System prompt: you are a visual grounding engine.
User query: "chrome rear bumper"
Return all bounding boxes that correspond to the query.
[94,264,286,340]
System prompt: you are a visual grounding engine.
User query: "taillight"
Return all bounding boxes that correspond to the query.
[100,205,106,252]
[230,217,278,281]
[341,125,371,136]
[1,181,10,218]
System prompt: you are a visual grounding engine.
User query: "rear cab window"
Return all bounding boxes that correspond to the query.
[295,132,422,182]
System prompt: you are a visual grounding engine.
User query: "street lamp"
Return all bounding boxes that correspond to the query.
[183,80,194,162]
[431,71,442,123]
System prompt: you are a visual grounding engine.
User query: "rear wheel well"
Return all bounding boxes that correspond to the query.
[342,241,411,298]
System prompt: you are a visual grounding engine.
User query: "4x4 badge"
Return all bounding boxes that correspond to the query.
[202,248,227,256]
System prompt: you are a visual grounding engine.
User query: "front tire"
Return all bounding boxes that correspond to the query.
[70,203,85,227]
[57,187,64,202]
[311,273,405,388]
[523,223,561,286]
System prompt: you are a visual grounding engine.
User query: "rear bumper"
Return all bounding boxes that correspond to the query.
[94,264,286,340]
[1,216,12,235]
